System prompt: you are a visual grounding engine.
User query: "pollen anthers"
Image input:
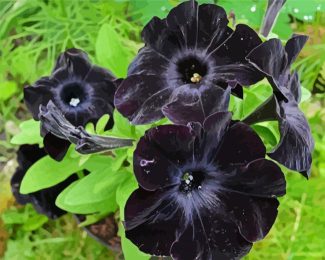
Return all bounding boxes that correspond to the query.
[190,72,202,83]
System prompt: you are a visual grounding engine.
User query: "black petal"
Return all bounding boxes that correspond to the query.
[133,125,195,191]
[269,98,314,177]
[285,34,308,67]
[163,84,230,125]
[114,75,171,125]
[24,77,55,120]
[215,122,266,166]
[125,188,181,256]
[43,133,71,161]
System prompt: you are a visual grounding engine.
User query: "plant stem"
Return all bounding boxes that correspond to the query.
[260,0,287,37]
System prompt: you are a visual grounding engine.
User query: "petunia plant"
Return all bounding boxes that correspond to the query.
[10,1,314,259]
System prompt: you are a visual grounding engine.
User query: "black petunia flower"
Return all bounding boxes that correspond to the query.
[124,112,286,259]
[11,145,78,219]
[115,0,263,125]
[24,48,116,161]
[244,35,314,177]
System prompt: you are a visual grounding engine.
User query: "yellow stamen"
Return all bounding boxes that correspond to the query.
[190,73,202,83]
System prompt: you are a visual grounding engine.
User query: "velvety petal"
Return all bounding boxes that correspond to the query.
[246,38,287,80]
[43,133,71,161]
[162,84,230,125]
[134,127,187,191]
[198,3,232,51]
[212,24,262,65]
[269,100,314,177]
[142,17,183,59]
[125,187,181,256]
[216,122,266,166]
[287,70,301,103]
[127,47,169,76]
[130,87,173,125]
[24,78,55,120]
[52,48,92,80]
[285,34,308,67]
[84,65,115,84]
[114,75,170,125]
[221,158,286,198]
[166,0,198,48]
[146,124,196,167]
[220,192,280,242]
[170,213,252,260]
[213,63,264,86]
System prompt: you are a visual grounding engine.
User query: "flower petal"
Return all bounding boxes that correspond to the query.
[166,0,198,48]
[125,187,181,256]
[24,78,55,120]
[134,126,193,190]
[142,17,182,59]
[128,47,169,76]
[213,24,262,65]
[222,158,286,198]
[220,192,280,242]
[198,3,232,51]
[162,84,230,125]
[269,99,314,177]
[114,75,170,125]
[52,48,92,80]
[216,122,266,166]
[170,213,252,260]
[285,34,308,67]
[43,133,71,161]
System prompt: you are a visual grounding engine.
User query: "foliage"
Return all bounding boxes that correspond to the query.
[0,0,324,259]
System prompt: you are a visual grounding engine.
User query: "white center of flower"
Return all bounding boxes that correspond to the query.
[69,98,80,107]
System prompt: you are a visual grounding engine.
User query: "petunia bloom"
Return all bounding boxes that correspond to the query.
[124,112,286,259]
[24,48,117,161]
[115,0,264,125]
[245,35,314,177]
[11,145,78,219]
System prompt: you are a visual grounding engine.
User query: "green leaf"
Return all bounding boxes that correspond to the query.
[301,86,312,103]
[10,119,43,145]
[56,168,127,214]
[22,215,48,231]
[95,114,110,134]
[20,155,82,194]
[0,81,17,100]
[83,153,126,172]
[251,124,278,151]
[243,83,273,118]
[116,175,138,221]
[110,110,135,138]
[96,23,130,77]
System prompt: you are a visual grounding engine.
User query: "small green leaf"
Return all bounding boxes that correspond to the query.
[243,83,273,118]
[56,168,127,214]
[95,114,110,134]
[116,174,138,221]
[22,215,48,231]
[20,155,82,194]
[0,81,17,100]
[11,119,43,145]
[96,23,130,77]
[251,124,278,151]
[301,86,312,103]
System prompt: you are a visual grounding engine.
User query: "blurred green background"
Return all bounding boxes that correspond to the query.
[0,0,324,259]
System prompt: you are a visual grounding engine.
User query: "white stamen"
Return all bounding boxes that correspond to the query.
[70,98,80,107]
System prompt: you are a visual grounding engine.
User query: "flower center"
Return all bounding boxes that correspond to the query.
[179,171,204,193]
[60,82,88,107]
[177,57,207,84]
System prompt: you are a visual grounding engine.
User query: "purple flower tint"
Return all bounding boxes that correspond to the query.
[11,145,78,219]
[245,35,314,177]
[124,112,286,259]
[115,0,264,125]
[24,48,117,161]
